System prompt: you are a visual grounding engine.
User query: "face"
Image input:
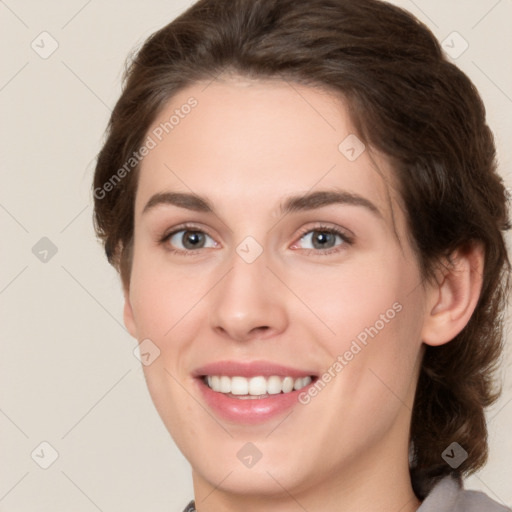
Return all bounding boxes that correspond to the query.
[124,77,431,499]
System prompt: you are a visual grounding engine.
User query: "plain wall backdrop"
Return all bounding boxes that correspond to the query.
[1,0,511,510]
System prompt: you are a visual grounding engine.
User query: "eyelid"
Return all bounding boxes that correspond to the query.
[159,221,354,255]
[159,222,219,254]
[288,223,353,256]
[160,222,214,242]
[293,222,354,244]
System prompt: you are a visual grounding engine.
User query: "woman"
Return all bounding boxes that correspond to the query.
[92,0,511,510]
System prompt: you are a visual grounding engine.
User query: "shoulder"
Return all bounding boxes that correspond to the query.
[456,489,511,512]
[419,476,511,512]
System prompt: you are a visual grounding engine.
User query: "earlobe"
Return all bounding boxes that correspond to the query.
[421,243,484,347]
[123,287,138,339]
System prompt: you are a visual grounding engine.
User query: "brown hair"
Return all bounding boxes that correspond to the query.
[92,0,511,498]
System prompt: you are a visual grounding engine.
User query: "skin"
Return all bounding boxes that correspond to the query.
[123,75,484,511]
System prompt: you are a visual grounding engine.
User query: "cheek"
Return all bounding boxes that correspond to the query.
[129,256,206,340]
[292,252,416,346]
[295,250,424,401]
[129,256,204,442]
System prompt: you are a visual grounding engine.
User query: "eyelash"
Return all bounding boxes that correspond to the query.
[159,223,354,256]
[294,224,353,255]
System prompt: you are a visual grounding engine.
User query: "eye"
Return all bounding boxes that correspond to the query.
[161,226,218,253]
[293,226,352,254]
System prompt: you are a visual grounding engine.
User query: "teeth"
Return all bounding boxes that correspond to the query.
[282,376,294,393]
[248,376,267,395]
[219,376,231,393]
[267,376,281,394]
[205,375,312,395]
[231,376,248,395]
[295,376,312,390]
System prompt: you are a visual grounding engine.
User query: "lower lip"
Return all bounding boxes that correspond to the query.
[196,378,314,425]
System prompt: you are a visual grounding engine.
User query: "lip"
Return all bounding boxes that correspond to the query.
[193,360,317,379]
[193,360,317,425]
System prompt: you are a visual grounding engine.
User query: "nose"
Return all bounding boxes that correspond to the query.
[208,248,288,343]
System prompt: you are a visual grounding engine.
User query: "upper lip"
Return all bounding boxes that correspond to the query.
[192,360,317,379]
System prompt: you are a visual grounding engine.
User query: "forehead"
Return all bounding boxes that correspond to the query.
[135,77,401,225]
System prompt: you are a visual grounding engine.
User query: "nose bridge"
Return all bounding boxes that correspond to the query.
[208,242,287,341]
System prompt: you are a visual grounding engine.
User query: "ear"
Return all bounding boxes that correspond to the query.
[123,285,138,339]
[421,242,484,346]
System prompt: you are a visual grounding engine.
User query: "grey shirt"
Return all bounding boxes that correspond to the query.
[182,475,511,511]
[418,476,510,511]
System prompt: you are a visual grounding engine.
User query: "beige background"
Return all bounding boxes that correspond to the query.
[0,0,511,510]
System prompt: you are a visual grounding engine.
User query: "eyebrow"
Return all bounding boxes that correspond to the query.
[142,189,382,218]
[280,189,381,218]
[143,191,213,214]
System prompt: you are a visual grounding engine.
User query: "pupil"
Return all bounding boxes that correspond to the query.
[183,231,204,249]
[313,231,334,249]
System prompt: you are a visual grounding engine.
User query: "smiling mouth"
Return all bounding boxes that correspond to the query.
[202,375,314,399]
